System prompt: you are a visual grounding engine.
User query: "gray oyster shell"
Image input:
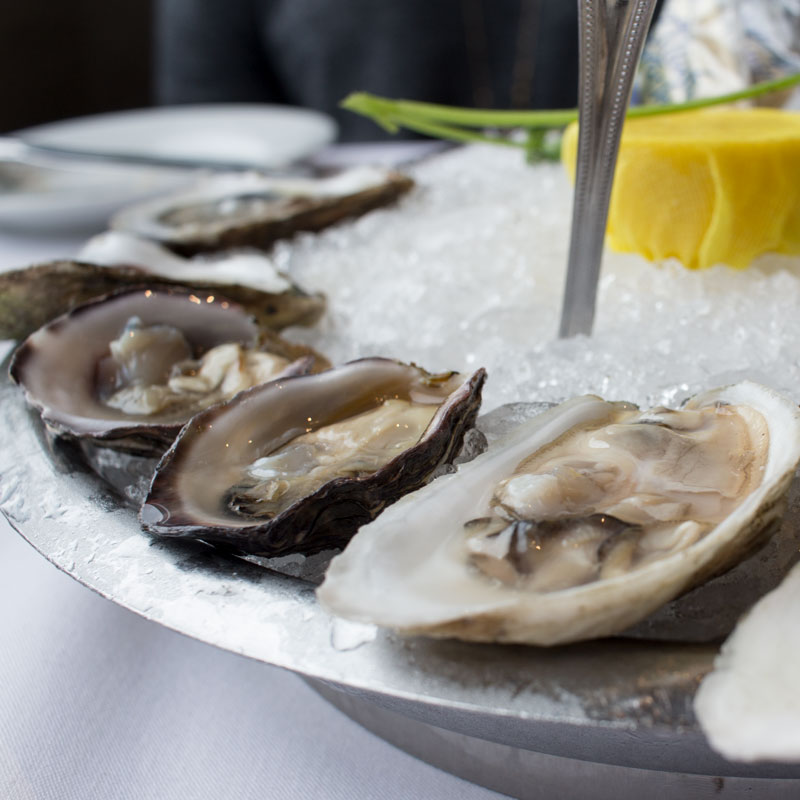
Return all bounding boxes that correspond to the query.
[0,258,325,341]
[141,359,486,557]
[9,287,318,454]
[111,167,415,255]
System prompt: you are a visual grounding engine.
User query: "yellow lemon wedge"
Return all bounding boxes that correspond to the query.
[561,109,800,270]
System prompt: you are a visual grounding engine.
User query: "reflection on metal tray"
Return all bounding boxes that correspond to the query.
[1,364,800,786]
[312,680,800,798]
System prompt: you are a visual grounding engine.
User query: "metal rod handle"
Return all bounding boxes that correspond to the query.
[559,0,658,338]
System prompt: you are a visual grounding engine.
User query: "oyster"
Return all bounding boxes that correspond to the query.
[10,287,319,454]
[141,359,486,557]
[318,382,800,646]
[111,167,414,255]
[0,240,324,341]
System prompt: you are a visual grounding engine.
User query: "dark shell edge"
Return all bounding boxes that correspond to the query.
[141,364,487,557]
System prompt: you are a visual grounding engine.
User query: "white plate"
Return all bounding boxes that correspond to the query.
[0,105,337,233]
[18,104,337,169]
[0,157,192,234]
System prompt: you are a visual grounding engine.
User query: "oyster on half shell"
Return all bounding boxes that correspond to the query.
[111,167,414,255]
[141,359,486,557]
[318,382,800,646]
[10,287,320,454]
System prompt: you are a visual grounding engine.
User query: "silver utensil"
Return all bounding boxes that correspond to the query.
[559,0,659,338]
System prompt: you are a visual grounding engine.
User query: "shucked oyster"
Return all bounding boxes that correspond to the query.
[111,167,414,256]
[10,287,319,454]
[318,382,800,645]
[141,359,486,557]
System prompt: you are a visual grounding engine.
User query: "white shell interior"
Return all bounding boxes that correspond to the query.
[13,289,259,435]
[318,381,800,645]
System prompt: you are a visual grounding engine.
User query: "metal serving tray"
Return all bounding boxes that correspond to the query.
[2,366,800,798]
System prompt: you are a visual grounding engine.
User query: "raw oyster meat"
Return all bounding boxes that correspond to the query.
[141,359,486,557]
[111,167,414,255]
[10,287,319,454]
[318,381,800,646]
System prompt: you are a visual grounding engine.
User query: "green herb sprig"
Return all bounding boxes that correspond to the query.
[342,73,800,161]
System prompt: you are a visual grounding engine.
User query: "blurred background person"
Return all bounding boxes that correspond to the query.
[6,1,800,142]
[4,0,664,140]
[155,0,586,141]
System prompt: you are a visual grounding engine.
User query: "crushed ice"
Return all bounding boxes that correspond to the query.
[330,618,378,652]
[280,145,800,411]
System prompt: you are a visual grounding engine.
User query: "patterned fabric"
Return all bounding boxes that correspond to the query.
[634,0,800,104]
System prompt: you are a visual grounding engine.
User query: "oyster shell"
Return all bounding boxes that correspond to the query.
[10,287,319,454]
[77,231,291,293]
[318,381,800,646]
[111,167,414,255]
[141,359,486,557]
[0,247,324,341]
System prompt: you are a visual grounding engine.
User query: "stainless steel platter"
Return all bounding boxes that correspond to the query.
[2,359,800,793]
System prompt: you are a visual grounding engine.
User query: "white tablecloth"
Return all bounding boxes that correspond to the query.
[0,514,502,800]
[0,145,505,800]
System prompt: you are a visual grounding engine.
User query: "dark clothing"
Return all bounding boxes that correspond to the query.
[155,0,583,141]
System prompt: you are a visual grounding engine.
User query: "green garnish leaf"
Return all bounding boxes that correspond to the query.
[342,72,800,158]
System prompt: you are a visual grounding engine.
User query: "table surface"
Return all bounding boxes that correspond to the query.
[0,513,506,800]
[0,142,506,800]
